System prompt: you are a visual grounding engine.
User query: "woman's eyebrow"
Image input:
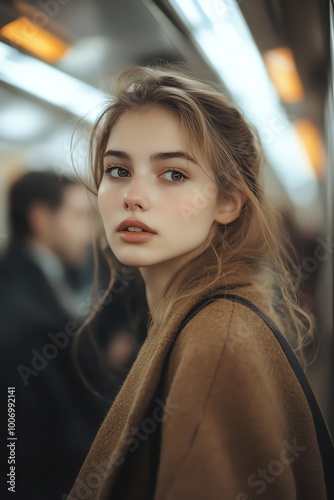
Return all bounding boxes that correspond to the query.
[153,151,198,164]
[103,149,199,165]
[103,149,130,160]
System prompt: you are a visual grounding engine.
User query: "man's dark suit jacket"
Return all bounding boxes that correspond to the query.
[0,241,112,500]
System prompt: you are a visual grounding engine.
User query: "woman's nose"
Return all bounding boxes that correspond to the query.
[123,178,149,211]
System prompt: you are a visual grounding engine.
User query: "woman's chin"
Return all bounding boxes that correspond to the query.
[112,253,158,268]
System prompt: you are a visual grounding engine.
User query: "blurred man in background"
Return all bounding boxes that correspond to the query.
[6,171,95,315]
[0,171,111,499]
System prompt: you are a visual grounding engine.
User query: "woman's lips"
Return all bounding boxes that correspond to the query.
[118,230,156,243]
[116,219,157,243]
[117,219,156,233]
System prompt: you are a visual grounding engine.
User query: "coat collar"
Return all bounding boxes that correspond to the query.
[70,268,253,498]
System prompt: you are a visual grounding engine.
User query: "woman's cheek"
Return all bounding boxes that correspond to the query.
[98,185,114,215]
[173,193,209,227]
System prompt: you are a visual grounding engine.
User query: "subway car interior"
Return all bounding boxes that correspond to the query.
[0,0,333,499]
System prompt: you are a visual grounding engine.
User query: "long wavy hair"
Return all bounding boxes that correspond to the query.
[73,64,313,375]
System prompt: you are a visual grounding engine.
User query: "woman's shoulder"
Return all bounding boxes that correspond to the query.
[167,286,310,426]
[169,285,302,396]
[176,285,279,360]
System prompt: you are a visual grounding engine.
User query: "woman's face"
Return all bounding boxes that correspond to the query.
[97,106,226,270]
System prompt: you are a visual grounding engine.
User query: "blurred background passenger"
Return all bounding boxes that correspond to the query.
[0,170,147,499]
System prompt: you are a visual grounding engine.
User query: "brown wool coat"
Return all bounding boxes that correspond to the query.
[68,272,328,500]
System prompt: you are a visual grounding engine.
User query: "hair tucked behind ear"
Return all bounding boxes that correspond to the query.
[73,63,314,373]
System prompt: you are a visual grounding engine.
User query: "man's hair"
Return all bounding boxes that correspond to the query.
[8,171,76,241]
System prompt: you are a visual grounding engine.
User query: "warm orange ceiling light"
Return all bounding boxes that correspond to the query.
[263,47,304,103]
[294,119,326,178]
[0,16,69,63]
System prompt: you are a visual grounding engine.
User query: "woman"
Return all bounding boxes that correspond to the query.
[68,65,328,499]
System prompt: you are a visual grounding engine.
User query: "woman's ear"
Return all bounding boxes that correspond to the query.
[214,192,244,225]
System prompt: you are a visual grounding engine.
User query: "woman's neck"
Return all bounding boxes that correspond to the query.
[139,260,178,316]
[139,240,214,316]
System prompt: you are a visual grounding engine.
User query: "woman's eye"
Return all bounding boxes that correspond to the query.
[161,170,188,183]
[104,166,130,178]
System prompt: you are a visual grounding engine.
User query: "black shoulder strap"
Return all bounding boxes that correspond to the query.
[176,291,334,499]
